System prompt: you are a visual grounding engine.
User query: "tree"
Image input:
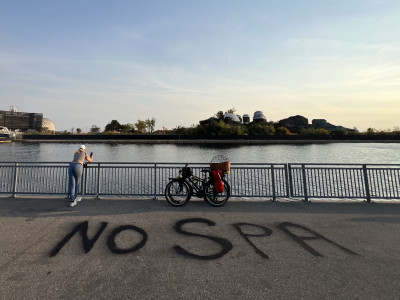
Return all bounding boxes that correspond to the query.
[226,108,236,114]
[366,128,377,135]
[300,128,330,135]
[214,111,224,120]
[105,120,122,132]
[247,122,276,135]
[135,120,147,134]
[145,117,156,134]
[275,126,292,135]
[120,123,135,133]
[76,128,82,134]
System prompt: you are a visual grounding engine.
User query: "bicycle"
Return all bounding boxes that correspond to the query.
[164,164,230,207]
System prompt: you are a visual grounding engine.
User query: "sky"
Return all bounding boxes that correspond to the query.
[1,0,399,132]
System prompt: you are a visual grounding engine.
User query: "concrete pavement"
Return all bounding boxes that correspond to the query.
[0,196,399,299]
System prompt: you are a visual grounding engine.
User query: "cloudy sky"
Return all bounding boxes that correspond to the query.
[1,0,399,132]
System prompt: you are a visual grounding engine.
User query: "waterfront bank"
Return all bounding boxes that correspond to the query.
[19,133,400,144]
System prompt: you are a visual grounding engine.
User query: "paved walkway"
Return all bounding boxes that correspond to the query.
[0,197,399,299]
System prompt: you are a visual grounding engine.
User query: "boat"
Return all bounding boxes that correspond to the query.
[0,126,12,142]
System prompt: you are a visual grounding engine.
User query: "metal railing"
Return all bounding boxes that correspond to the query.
[288,164,400,202]
[1,162,399,202]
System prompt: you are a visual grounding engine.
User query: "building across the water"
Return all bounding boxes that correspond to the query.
[0,108,43,132]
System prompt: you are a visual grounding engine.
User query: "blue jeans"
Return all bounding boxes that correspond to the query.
[68,163,83,201]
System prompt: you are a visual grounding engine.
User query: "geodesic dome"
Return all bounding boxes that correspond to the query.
[42,118,56,132]
[223,113,241,122]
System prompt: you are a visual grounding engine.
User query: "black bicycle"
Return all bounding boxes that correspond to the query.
[164,164,230,207]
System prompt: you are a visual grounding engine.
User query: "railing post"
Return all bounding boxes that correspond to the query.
[302,164,309,202]
[288,164,294,198]
[96,163,101,199]
[285,164,290,198]
[153,163,158,200]
[83,164,88,196]
[12,163,19,198]
[363,164,371,203]
[271,164,276,202]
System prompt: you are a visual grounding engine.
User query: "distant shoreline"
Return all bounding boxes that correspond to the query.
[18,134,400,144]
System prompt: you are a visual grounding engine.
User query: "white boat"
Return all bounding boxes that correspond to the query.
[0,126,11,140]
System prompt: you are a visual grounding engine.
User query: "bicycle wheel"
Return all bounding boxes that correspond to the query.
[165,180,191,206]
[203,179,230,207]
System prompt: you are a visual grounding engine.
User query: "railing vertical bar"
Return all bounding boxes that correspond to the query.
[344,168,349,197]
[96,163,101,199]
[393,169,399,198]
[253,168,256,196]
[371,169,378,198]
[363,165,371,202]
[12,163,18,198]
[288,164,293,197]
[388,169,394,198]
[271,165,276,201]
[284,164,290,198]
[301,164,308,202]
[383,169,389,198]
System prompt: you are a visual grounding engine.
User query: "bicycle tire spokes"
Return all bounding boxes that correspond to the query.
[203,178,230,207]
[165,180,190,206]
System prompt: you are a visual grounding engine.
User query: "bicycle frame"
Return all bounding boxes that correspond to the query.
[184,170,210,198]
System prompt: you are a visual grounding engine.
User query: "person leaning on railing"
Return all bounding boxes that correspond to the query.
[68,145,93,207]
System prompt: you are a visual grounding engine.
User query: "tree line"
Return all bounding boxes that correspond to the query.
[37,109,400,136]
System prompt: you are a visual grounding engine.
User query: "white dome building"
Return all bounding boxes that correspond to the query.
[253,111,267,122]
[42,118,56,133]
[223,113,241,123]
[243,114,251,124]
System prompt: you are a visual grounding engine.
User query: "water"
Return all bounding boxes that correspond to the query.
[0,142,399,164]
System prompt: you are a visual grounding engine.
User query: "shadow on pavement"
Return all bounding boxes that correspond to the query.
[1,196,400,219]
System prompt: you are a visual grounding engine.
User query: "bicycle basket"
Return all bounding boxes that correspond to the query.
[210,155,230,173]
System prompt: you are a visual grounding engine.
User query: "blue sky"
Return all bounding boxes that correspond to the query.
[1,0,399,132]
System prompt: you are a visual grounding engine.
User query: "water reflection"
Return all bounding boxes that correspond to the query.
[0,142,399,164]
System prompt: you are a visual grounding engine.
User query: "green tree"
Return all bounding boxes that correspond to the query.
[135,120,147,134]
[248,122,276,135]
[120,123,135,133]
[226,108,236,114]
[76,128,82,134]
[171,125,196,135]
[275,126,292,135]
[300,128,330,135]
[105,120,122,132]
[214,111,224,120]
[144,117,156,133]
[366,128,377,135]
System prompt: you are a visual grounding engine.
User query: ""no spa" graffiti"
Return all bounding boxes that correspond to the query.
[50,218,359,259]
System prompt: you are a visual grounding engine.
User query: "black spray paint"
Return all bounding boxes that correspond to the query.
[277,222,359,257]
[50,219,359,259]
[233,223,273,259]
[50,221,107,257]
[173,218,233,260]
[107,225,148,254]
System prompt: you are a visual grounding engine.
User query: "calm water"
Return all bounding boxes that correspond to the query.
[0,142,399,164]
